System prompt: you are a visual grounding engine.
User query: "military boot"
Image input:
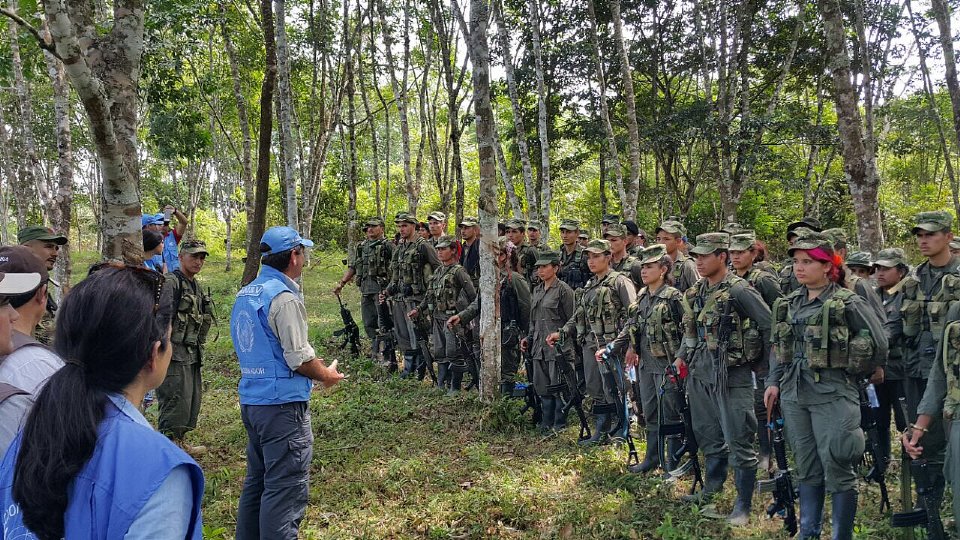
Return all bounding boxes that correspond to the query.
[416,352,427,381]
[538,397,556,432]
[552,398,568,430]
[400,352,416,378]
[386,348,398,373]
[436,361,450,389]
[798,483,825,539]
[578,413,611,447]
[830,490,857,540]
[627,429,660,474]
[726,467,756,526]
[681,456,728,504]
[450,371,464,393]
[665,436,682,472]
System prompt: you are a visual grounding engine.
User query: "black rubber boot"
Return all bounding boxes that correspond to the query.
[830,489,857,540]
[665,437,682,472]
[499,381,514,397]
[727,467,756,526]
[386,348,398,373]
[578,413,611,447]
[798,483,825,539]
[400,352,416,378]
[450,371,463,392]
[681,456,728,503]
[627,430,660,474]
[538,397,556,432]
[436,361,449,389]
[416,352,427,381]
[552,398,568,430]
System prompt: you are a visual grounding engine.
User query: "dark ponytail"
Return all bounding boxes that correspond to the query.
[13,267,173,540]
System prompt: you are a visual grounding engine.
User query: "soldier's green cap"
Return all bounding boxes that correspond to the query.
[846,251,872,269]
[504,218,526,231]
[787,216,823,236]
[656,220,686,236]
[427,211,447,222]
[584,239,612,254]
[559,219,580,231]
[365,216,385,227]
[17,225,67,246]
[912,211,953,234]
[638,244,668,265]
[728,231,756,251]
[526,220,542,231]
[459,217,479,227]
[394,212,419,224]
[874,248,907,268]
[721,222,746,235]
[822,228,848,247]
[601,214,620,225]
[180,239,209,256]
[951,240,960,251]
[435,235,456,249]
[689,232,730,255]
[603,223,627,238]
[535,250,561,266]
[578,232,589,240]
[787,230,834,256]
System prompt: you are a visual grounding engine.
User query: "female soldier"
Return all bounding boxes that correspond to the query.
[547,239,636,446]
[608,244,684,473]
[521,251,575,431]
[764,231,887,540]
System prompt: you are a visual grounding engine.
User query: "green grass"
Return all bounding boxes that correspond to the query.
[68,252,931,539]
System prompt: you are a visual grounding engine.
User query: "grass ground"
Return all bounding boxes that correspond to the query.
[71,252,932,539]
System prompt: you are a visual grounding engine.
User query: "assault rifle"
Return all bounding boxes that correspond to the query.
[858,381,890,512]
[550,335,591,442]
[334,292,361,357]
[892,399,945,539]
[453,329,481,391]
[715,298,736,389]
[664,364,703,494]
[375,296,397,371]
[757,402,797,537]
[600,343,640,468]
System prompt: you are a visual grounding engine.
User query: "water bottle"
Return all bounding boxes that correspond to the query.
[865,383,880,409]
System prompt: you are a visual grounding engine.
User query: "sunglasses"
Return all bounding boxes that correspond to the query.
[89,262,166,313]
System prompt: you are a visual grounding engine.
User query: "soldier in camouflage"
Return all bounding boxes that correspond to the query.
[504,218,539,285]
[427,211,448,246]
[654,220,699,293]
[821,228,885,320]
[622,220,646,257]
[600,214,620,236]
[527,220,548,251]
[604,223,642,291]
[18,225,68,346]
[558,220,590,290]
[846,251,874,280]
[779,216,822,296]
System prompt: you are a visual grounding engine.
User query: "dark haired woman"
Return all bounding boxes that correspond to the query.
[143,229,166,272]
[0,266,204,539]
[765,232,886,540]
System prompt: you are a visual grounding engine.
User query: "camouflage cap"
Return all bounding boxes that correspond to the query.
[584,239,612,254]
[559,219,581,231]
[822,228,848,247]
[787,216,823,235]
[578,232,589,240]
[603,223,627,238]
[656,220,686,236]
[534,250,561,266]
[427,211,447,222]
[846,251,872,269]
[526,220,543,231]
[504,218,526,231]
[874,248,907,268]
[787,230,834,256]
[721,222,746,235]
[601,214,620,225]
[728,231,756,252]
[951,240,960,251]
[689,232,730,255]
[180,239,209,256]
[366,216,385,227]
[459,216,479,227]
[435,235,456,249]
[638,244,668,265]
[912,210,953,234]
[394,212,419,224]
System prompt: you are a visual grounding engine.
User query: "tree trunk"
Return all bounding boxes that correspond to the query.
[493,121,523,218]
[7,2,42,225]
[608,0,641,219]
[242,0,278,285]
[275,0,299,229]
[586,0,626,211]
[526,0,551,235]
[930,0,960,211]
[344,0,358,247]
[377,0,416,213]
[817,0,882,251]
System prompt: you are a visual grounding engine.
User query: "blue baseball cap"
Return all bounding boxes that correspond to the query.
[260,226,314,256]
[141,213,163,228]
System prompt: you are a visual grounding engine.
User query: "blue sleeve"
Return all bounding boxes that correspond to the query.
[124,465,194,540]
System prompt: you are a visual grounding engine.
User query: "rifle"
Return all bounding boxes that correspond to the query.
[715,297,736,390]
[756,402,798,537]
[334,292,361,357]
[664,364,704,495]
[858,381,891,512]
[551,335,591,442]
[453,329,481,391]
[514,380,543,427]
[375,295,397,370]
[892,399,944,539]
[600,343,640,468]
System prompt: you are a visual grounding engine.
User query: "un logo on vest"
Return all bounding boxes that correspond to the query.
[235,311,256,353]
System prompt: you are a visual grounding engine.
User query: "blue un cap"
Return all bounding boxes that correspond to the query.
[141,213,163,228]
[261,226,315,256]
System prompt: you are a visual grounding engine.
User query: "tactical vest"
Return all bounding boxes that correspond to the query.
[771,287,876,374]
[355,238,391,284]
[426,264,464,314]
[673,254,691,288]
[899,270,960,339]
[559,246,588,289]
[682,277,763,366]
[396,238,432,296]
[940,321,960,418]
[170,271,215,349]
[585,271,628,342]
[633,287,682,360]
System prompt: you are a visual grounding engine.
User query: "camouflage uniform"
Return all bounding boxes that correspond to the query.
[351,218,395,355]
[605,223,642,291]
[656,220,699,292]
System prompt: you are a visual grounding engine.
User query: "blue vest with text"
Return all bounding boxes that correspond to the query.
[232,265,313,405]
[163,232,180,272]
[0,399,204,539]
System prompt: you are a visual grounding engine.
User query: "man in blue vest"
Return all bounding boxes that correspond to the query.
[232,226,346,540]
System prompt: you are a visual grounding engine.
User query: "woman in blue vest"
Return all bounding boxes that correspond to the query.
[0,265,204,539]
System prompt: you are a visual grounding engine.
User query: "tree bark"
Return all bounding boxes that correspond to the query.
[930,0,960,213]
[377,0,416,213]
[608,0,641,219]
[6,1,42,225]
[275,0,299,229]
[586,0,626,212]
[493,121,523,218]
[526,0,551,235]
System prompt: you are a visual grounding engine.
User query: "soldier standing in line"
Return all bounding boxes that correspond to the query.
[527,220,548,251]
[334,217,396,366]
[604,223,642,290]
[158,240,215,457]
[427,211,448,246]
[521,250,576,431]
[623,221,646,257]
[504,219,539,285]
[674,232,771,526]
[846,251,874,280]
[547,239,636,446]
[408,236,476,391]
[600,214,620,236]
[779,216,823,296]
[654,220,699,293]
[558,220,590,290]
[17,226,68,346]
[578,232,590,248]
[380,213,441,379]
[821,228,885,319]
[459,217,481,288]
[765,231,887,539]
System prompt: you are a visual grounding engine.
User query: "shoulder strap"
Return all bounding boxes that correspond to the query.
[0,382,27,405]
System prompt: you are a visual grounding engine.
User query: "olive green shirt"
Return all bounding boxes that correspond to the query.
[905,256,960,378]
[612,254,642,291]
[386,237,441,301]
[526,278,575,362]
[611,284,685,372]
[673,252,699,293]
[457,270,531,334]
[560,270,637,346]
[742,266,783,309]
[879,283,906,381]
[416,263,476,315]
[918,303,960,418]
